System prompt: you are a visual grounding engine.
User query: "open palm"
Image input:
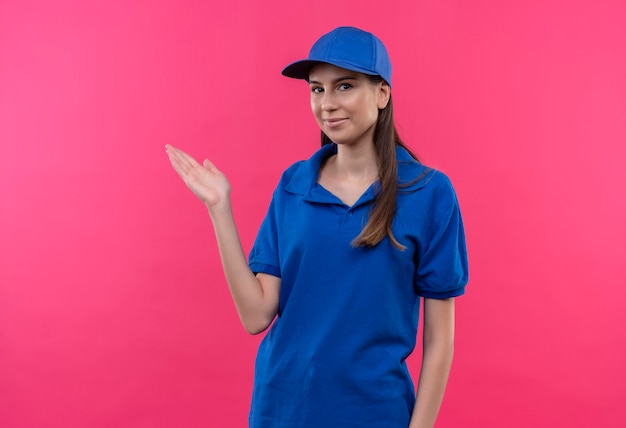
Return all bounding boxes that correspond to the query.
[166,144,231,209]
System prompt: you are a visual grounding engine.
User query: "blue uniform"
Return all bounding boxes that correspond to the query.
[248,143,468,427]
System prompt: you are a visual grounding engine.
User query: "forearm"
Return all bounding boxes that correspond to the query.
[409,341,454,428]
[165,144,278,333]
[409,298,456,428]
[208,203,278,334]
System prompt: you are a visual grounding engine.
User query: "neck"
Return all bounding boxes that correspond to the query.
[330,141,379,181]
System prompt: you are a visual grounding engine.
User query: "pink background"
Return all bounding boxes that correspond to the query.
[1,0,625,426]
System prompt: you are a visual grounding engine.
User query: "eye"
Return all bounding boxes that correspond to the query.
[311,86,323,94]
[338,83,352,91]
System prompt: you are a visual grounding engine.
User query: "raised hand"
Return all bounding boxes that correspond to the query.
[166,144,280,333]
[165,144,231,210]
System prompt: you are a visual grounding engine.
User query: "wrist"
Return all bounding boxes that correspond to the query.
[207,198,233,219]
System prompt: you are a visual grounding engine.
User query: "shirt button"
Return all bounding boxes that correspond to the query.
[348,212,353,217]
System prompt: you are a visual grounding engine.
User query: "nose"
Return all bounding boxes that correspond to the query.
[320,92,337,111]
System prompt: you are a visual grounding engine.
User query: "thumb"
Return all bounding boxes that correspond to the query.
[203,158,219,173]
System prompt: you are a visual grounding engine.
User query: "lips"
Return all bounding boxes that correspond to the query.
[324,118,348,129]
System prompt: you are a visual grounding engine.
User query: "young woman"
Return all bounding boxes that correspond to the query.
[166,26,468,428]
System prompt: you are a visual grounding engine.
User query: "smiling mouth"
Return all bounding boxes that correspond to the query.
[324,118,347,128]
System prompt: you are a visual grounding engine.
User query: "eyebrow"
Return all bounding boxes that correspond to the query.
[308,76,358,85]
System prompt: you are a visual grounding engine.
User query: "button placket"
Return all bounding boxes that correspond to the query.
[339,208,357,231]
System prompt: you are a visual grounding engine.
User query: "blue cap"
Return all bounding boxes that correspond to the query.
[282,26,392,88]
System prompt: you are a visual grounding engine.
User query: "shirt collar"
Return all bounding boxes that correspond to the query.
[284,144,336,198]
[284,143,434,199]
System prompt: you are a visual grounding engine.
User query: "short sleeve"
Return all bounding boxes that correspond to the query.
[415,179,468,298]
[248,193,281,278]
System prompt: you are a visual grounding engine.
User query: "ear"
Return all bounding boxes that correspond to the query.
[377,82,391,109]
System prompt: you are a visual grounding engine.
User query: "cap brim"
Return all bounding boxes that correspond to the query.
[282,59,380,81]
[281,60,323,80]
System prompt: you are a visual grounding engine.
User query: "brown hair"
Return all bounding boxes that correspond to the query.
[321,90,421,250]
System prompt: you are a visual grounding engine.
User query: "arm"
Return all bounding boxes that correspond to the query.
[166,145,280,334]
[408,298,455,428]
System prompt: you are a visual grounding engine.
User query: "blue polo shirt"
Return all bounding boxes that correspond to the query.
[248,143,468,428]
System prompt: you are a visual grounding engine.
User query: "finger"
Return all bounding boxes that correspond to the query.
[168,157,187,177]
[203,158,220,174]
[176,149,202,169]
[166,147,187,173]
[165,144,184,159]
[167,145,200,172]
[166,145,191,167]
[166,148,198,180]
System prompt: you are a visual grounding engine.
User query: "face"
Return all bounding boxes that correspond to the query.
[308,63,390,147]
